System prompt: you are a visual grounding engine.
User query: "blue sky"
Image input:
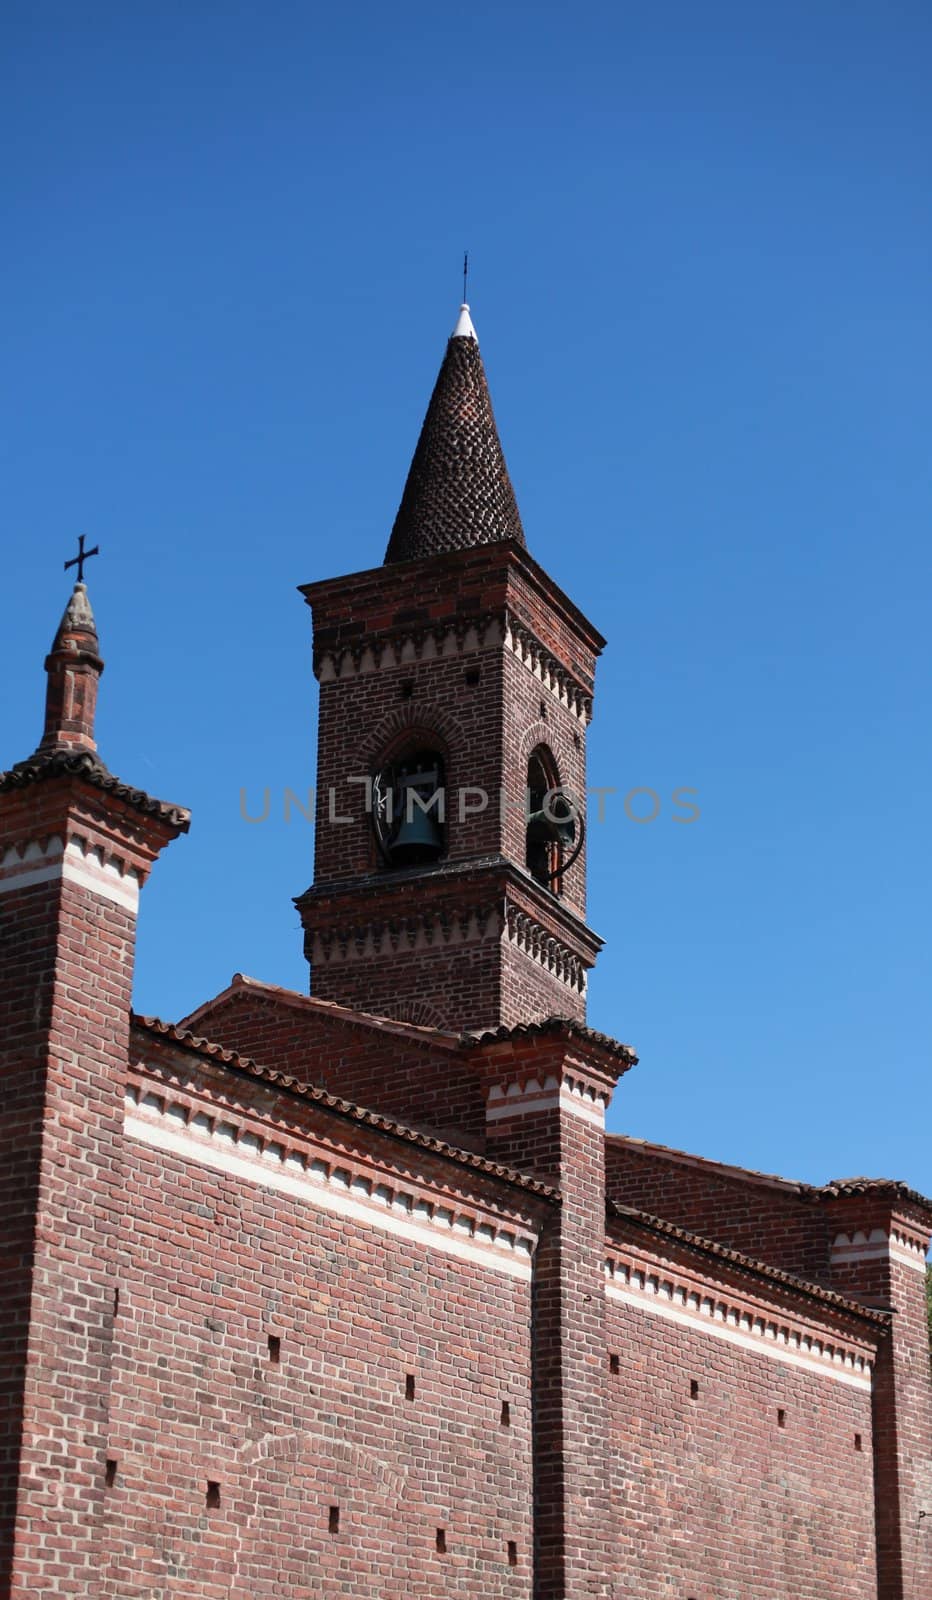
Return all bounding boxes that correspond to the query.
[3,1,930,1195]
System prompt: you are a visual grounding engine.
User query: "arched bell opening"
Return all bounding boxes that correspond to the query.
[525,746,580,896]
[372,741,447,869]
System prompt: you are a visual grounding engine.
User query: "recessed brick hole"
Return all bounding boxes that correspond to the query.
[855,1433,863,1452]
[206,1481,221,1510]
[267,1334,281,1364]
[507,1540,518,1567]
[500,1400,511,1426]
[436,1527,447,1554]
[400,680,414,700]
[105,1459,117,1487]
[405,1373,415,1401]
[778,1409,786,1429]
[113,1287,120,1315]
[690,1379,699,1400]
[574,732,581,749]
[464,667,480,686]
[609,1353,620,1374]
[539,700,547,719]
[328,1505,340,1534]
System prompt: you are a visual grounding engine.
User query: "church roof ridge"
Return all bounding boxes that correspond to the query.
[606,1133,817,1195]
[384,302,526,564]
[131,1013,560,1203]
[607,1134,932,1215]
[181,974,465,1049]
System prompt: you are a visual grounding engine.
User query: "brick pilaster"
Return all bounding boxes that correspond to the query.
[0,777,185,1597]
[823,1193,932,1600]
[482,1040,625,1599]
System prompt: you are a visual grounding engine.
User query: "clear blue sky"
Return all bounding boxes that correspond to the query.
[3,2,930,1195]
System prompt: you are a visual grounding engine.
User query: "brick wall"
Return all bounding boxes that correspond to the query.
[99,1037,548,1599]
[604,1218,882,1600]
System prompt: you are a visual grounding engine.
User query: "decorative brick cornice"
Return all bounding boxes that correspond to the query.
[504,905,588,995]
[132,1015,558,1202]
[315,614,504,684]
[503,610,593,722]
[314,608,593,722]
[609,1204,892,1324]
[604,1233,881,1392]
[308,903,502,966]
[305,897,590,1000]
[125,1076,540,1279]
[299,860,602,965]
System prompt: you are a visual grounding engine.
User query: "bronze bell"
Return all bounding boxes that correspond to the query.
[526,806,576,850]
[388,798,444,865]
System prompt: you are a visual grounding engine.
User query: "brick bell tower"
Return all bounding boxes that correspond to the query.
[297,303,605,1032]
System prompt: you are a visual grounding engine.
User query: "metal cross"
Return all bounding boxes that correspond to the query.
[64,534,100,583]
[463,251,469,302]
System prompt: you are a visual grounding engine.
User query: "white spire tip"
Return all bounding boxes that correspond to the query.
[452,303,477,340]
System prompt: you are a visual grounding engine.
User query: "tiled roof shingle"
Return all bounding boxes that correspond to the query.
[0,747,190,829]
[384,318,526,563]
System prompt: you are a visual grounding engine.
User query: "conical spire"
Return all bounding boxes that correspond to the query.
[384,304,526,564]
[38,582,104,753]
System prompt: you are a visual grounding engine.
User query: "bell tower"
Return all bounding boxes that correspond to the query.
[296,303,605,1032]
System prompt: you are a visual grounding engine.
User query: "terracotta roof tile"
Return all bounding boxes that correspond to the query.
[820,1176,932,1212]
[466,1016,637,1065]
[0,747,190,829]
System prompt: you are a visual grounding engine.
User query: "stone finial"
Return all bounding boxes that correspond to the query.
[38,582,105,753]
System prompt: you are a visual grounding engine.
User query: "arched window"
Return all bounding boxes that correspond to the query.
[525,746,579,894]
[372,745,446,867]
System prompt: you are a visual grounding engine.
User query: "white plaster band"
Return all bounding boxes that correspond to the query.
[605,1282,872,1391]
[126,1110,533,1281]
[0,838,139,913]
[889,1244,927,1271]
[831,1243,927,1274]
[485,1088,606,1129]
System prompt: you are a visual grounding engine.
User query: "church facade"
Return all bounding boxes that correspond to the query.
[1,303,930,1600]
